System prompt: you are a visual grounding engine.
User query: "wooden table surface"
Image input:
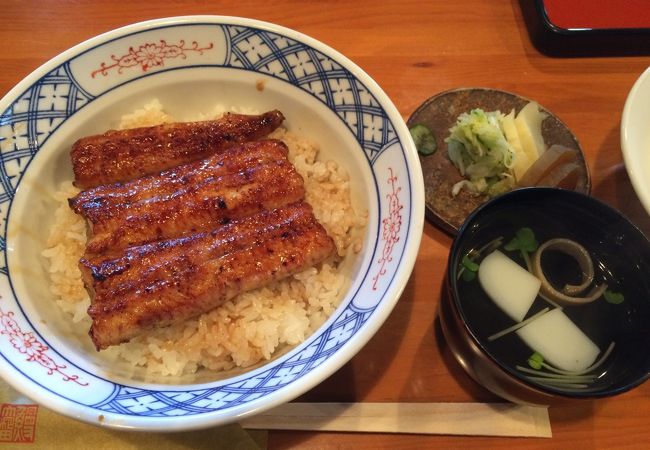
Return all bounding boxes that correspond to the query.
[2,1,649,448]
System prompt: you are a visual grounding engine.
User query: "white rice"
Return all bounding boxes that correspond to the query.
[41,100,366,377]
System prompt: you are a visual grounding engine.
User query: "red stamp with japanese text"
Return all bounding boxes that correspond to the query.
[0,404,38,443]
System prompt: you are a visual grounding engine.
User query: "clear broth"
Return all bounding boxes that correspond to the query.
[452,196,650,394]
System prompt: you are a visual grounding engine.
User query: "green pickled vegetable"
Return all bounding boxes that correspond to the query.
[446,108,515,197]
[409,124,437,155]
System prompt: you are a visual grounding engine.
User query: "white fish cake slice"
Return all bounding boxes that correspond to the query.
[478,250,541,322]
[516,308,600,372]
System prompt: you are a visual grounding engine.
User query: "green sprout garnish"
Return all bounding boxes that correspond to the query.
[457,237,504,282]
[504,227,538,270]
[604,290,625,304]
[527,352,544,370]
[504,227,538,253]
[462,254,479,272]
[461,268,477,281]
[459,252,480,281]
[409,124,437,156]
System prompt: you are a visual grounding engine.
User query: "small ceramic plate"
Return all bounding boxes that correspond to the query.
[408,87,590,235]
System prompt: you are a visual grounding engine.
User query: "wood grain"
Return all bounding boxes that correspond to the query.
[2,0,649,448]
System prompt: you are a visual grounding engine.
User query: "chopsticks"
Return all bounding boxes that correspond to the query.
[240,402,552,438]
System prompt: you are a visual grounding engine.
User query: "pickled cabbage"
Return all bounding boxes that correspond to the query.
[446,103,548,196]
[446,108,515,197]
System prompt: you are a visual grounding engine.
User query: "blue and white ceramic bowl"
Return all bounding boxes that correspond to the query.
[0,16,424,430]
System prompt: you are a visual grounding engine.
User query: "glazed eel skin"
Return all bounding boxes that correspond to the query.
[70,140,304,256]
[70,139,290,216]
[83,202,335,350]
[70,110,285,188]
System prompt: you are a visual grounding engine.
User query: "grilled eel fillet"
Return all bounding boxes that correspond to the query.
[70,110,285,188]
[82,202,335,350]
[70,139,289,216]
[70,140,305,257]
